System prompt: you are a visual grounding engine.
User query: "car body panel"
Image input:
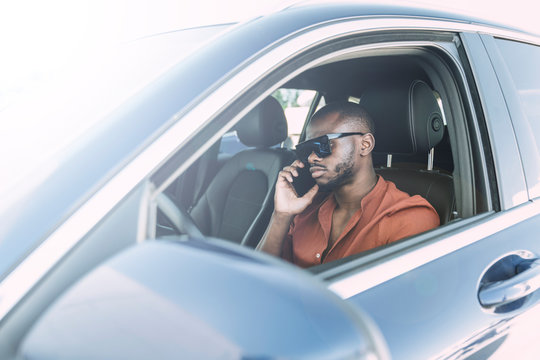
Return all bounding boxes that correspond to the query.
[22,238,389,360]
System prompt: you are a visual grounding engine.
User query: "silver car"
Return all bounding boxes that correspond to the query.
[2,2,540,359]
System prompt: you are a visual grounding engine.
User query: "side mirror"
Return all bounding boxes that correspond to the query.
[22,238,389,359]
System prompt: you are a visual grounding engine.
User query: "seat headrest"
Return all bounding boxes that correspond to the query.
[360,79,444,155]
[235,97,288,148]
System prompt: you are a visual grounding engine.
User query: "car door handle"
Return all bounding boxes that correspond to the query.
[478,258,540,308]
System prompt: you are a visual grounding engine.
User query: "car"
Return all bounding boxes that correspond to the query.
[1,1,540,359]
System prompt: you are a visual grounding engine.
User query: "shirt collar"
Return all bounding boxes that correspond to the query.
[316,176,385,231]
[359,175,386,211]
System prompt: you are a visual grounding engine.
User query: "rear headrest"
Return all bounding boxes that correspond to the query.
[235,97,288,148]
[360,79,444,155]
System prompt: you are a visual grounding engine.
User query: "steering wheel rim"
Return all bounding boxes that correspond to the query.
[156,192,204,239]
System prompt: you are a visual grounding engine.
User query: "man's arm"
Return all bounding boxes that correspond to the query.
[384,205,440,245]
[256,212,294,256]
[257,160,318,256]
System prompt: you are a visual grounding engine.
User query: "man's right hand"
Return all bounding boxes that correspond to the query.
[274,160,319,216]
[257,160,319,255]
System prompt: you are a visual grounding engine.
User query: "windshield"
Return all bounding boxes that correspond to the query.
[0,24,234,282]
[0,24,231,210]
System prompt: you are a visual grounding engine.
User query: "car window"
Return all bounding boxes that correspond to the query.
[274,89,318,146]
[493,38,540,198]
[494,39,540,128]
[0,24,231,215]
[152,36,492,271]
[218,88,320,157]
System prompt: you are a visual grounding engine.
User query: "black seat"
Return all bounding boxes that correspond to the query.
[360,79,455,225]
[189,97,296,247]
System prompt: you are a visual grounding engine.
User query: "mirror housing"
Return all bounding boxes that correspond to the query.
[22,237,388,359]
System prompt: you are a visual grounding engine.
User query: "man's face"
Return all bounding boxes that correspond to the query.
[305,113,358,191]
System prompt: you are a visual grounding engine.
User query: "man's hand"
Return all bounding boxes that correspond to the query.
[274,160,319,216]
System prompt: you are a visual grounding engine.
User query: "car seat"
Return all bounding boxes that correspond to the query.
[189,97,296,247]
[360,79,456,225]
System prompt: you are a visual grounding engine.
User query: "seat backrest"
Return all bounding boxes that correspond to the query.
[375,167,455,225]
[190,97,296,247]
[361,79,455,224]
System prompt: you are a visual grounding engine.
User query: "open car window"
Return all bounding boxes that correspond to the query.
[149,31,494,273]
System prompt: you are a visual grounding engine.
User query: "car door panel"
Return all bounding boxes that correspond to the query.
[337,202,540,359]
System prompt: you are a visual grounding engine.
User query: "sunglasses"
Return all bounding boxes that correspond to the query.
[295,132,366,162]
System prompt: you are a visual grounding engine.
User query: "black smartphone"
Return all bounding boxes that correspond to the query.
[291,162,317,197]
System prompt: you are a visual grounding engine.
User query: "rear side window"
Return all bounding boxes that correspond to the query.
[273,89,318,146]
[494,38,540,197]
[494,39,540,141]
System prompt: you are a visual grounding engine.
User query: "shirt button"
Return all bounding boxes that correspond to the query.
[316,253,321,259]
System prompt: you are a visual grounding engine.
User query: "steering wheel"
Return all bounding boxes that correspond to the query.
[156,192,204,239]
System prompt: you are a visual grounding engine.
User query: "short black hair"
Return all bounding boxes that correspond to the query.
[310,101,375,135]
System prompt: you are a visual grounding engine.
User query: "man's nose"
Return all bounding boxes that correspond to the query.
[307,151,322,163]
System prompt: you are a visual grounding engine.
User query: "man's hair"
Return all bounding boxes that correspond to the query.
[310,101,375,135]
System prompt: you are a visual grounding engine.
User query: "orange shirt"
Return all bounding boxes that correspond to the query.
[281,176,439,268]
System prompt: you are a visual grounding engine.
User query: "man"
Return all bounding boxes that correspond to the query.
[257,101,439,268]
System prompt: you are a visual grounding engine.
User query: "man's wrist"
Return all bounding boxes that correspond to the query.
[272,211,295,222]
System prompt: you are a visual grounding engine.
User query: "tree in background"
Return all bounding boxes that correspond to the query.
[272,88,300,108]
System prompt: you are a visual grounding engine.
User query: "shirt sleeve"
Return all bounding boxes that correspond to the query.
[384,206,440,245]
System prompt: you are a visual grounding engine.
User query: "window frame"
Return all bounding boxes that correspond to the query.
[148,28,495,283]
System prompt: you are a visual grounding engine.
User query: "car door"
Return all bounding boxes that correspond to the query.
[319,31,540,359]
[478,32,540,357]
[146,21,540,359]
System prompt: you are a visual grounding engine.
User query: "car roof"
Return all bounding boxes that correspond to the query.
[283,0,537,36]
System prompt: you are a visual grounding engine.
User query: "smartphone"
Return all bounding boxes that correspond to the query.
[291,162,317,197]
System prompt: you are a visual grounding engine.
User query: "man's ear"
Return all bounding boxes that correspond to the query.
[359,133,375,156]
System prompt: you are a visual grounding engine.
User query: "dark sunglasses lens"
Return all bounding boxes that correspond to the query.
[295,136,331,161]
[295,142,315,162]
[312,139,331,157]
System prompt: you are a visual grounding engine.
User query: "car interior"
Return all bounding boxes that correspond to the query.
[155,45,492,269]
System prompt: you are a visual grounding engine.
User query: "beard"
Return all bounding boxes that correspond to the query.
[316,152,355,192]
